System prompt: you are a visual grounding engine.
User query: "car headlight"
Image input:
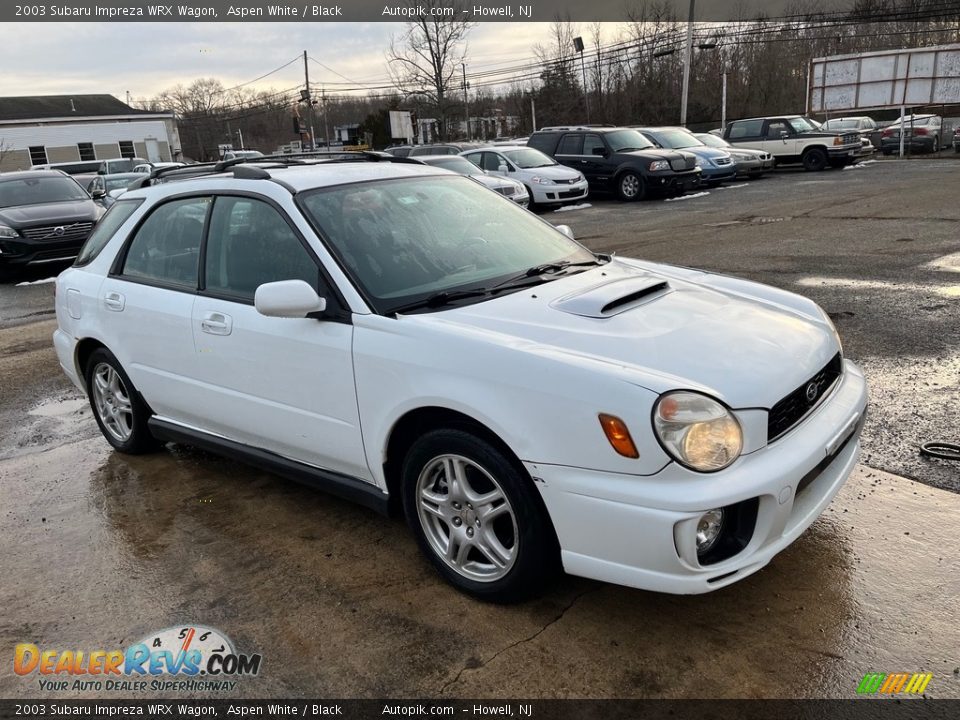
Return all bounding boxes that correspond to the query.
[0,225,19,239]
[649,160,671,171]
[653,392,743,472]
[530,176,552,185]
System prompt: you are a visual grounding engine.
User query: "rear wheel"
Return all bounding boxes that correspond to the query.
[85,348,160,454]
[617,171,645,201]
[401,428,558,602]
[802,148,828,171]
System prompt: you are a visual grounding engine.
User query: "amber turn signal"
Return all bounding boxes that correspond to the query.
[598,413,640,459]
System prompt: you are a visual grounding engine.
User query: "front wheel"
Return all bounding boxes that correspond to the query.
[85,348,160,454]
[617,171,646,201]
[802,148,828,171]
[401,429,559,602]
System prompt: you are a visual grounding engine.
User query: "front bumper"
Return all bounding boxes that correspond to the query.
[533,180,589,205]
[647,169,701,193]
[0,236,86,267]
[827,146,860,162]
[528,359,868,594]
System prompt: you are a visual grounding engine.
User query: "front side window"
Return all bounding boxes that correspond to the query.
[121,197,209,288]
[298,176,595,314]
[766,121,790,139]
[204,197,318,301]
[583,135,606,155]
[480,152,505,172]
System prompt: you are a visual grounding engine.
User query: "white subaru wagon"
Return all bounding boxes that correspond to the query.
[53,157,867,602]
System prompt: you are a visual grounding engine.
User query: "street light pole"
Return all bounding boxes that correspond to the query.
[462,63,470,140]
[573,36,590,123]
[680,0,695,126]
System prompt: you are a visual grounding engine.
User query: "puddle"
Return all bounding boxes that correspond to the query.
[797,276,959,299]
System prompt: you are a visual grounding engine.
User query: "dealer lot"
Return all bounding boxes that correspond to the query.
[1,159,958,699]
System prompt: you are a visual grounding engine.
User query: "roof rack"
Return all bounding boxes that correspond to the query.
[127,150,421,189]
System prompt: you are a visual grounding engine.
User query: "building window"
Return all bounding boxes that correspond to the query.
[78,143,95,161]
[29,146,48,165]
[118,141,135,159]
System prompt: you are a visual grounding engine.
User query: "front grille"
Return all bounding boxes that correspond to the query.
[670,157,695,171]
[20,222,94,244]
[557,188,585,199]
[715,157,733,166]
[842,133,859,145]
[768,353,843,442]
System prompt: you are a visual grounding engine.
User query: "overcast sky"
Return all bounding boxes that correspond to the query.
[2,22,609,102]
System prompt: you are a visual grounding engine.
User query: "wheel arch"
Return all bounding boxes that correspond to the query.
[75,337,108,392]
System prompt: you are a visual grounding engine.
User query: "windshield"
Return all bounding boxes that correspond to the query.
[788,117,818,133]
[823,119,860,130]
[0,176,89,208]
[104,176,136,192]
[648,129,702,149]
[605,129,655,152]
[298,175,595,313]
[422,157,483,176]
[501,148,556,168]
[696,134,728,148]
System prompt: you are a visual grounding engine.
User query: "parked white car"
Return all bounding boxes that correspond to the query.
[54,158,867,601]
[133,162,186,174]
[461,146,588,208]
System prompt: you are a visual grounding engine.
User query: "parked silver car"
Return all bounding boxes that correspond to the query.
[694,133,774,178]
[413,155,530,207]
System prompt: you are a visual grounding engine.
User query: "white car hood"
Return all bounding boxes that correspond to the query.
[520,164,581,181]
[408,258,838,408]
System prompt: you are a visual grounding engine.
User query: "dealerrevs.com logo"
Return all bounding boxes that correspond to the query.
[14,625,261,693]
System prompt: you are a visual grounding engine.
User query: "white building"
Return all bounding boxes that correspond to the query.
[0,94,181,173]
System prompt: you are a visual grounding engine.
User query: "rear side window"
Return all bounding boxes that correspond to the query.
[729,120,763,139]
[556,135,583,155]
[526,133,556,155]
[75,200,142,267]
[204,197,318,301]
[121,197,210,288]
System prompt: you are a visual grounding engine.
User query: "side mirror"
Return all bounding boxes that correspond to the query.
[591,146,607,156]
[255,280,327,318]
[555,224,575,240]
[780,130,789,139]
[90,188,105,199]
[498,164,509,173]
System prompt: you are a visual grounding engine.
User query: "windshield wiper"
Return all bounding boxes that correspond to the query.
[389,288,491,315]
[492,257,607,291]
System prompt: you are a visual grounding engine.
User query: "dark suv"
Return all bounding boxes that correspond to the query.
[0,171,101,278]
[527,126,701,200]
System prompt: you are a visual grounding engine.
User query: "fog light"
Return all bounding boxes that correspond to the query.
[696,509,724,554]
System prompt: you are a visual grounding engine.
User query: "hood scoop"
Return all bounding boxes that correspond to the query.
[550,276,671,318]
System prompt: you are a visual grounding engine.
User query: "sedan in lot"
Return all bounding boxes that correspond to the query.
[635,127,737,185]
[693,133,774,178]
[0,170,101,279]
[461,146,589,208]
[880,115,943,154]
[412,155,529,207]
[54,157,867,602]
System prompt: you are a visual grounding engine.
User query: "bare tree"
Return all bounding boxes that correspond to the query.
[0,138,13,171]
[386,0,476,140]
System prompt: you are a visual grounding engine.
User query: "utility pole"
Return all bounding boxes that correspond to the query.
[721,67,727,130]
[680,0,695,126]
[303,50,315,150]
[321,87,330,148]
[237,127,244,150]
[530,96,536,132]
[462,63,470,140]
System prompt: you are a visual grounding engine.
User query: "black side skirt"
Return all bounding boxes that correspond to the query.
[147,418,390,516]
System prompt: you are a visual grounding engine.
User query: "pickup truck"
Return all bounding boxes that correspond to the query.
[723,115,862,171]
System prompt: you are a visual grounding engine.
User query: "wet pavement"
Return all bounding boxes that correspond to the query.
[1,158,958,699]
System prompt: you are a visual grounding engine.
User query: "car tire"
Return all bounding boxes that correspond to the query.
[84,348,160,454]
[617,171,645,201]
[802,148,828,171]
[401,428,559,603]
[523,185,537,211]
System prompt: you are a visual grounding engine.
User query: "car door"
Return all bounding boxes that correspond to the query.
[553,133,584,172]
[761,119,798,159]
[100,195,211,424]
[479,150,509,178]
[189,194,370,481]
[580,133,613,188]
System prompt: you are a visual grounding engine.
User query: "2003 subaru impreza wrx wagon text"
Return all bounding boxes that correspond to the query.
[53,156,868,602]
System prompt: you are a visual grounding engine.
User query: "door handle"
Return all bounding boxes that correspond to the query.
[103,291,125,311]
[201,312,232,336]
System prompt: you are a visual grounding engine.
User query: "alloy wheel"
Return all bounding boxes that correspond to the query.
[91,362,134,443]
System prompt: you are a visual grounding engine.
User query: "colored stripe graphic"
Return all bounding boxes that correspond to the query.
[858,672,932,695]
